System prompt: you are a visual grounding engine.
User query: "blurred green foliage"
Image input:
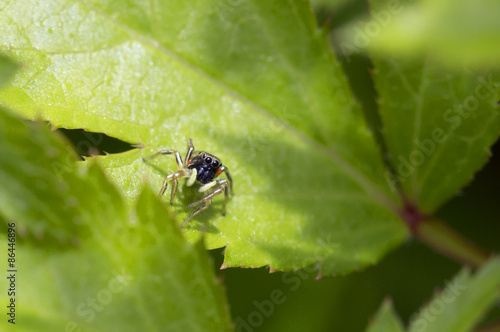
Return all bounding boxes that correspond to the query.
[369,0,500,67]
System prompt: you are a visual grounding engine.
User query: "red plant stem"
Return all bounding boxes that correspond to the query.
[415,219,489,269]
[399,202,490,269]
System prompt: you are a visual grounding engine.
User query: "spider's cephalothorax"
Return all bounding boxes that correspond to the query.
[142,139,233,227]
[187,152,222,184]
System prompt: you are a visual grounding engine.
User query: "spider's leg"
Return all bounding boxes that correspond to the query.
[143,150,183,169]
[184,138,195,167]
[171,169,192,204]
[181,198,212,228]
[189,180,227,210]
[221,181,229,216]
[182,180,228,225]
[219,166,233,195]
[170,177,178,205]
[158,177,169,197]
[158,169,190,201]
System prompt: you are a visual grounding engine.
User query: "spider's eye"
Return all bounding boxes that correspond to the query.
[205,157,212,164]
[212,160,219,167]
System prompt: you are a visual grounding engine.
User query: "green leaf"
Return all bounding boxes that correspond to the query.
[408,257,500,332]
[374,57,500,212]
[0,0,408,274]
[369,0,500,67]
[0,111,232,331]
[366,299,404,332]
[370,1,500,213]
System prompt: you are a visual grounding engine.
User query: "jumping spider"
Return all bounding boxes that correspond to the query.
[143,138,233,227]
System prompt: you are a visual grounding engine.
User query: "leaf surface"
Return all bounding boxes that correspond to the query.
[0,0,408,274]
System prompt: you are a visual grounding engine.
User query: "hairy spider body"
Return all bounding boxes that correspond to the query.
[143,139,233,227]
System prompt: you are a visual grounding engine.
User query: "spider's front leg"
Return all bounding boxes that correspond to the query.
[143,147,188,203]
[143,149,184,169]
[158,169,191,204]
[184,138,194,167]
